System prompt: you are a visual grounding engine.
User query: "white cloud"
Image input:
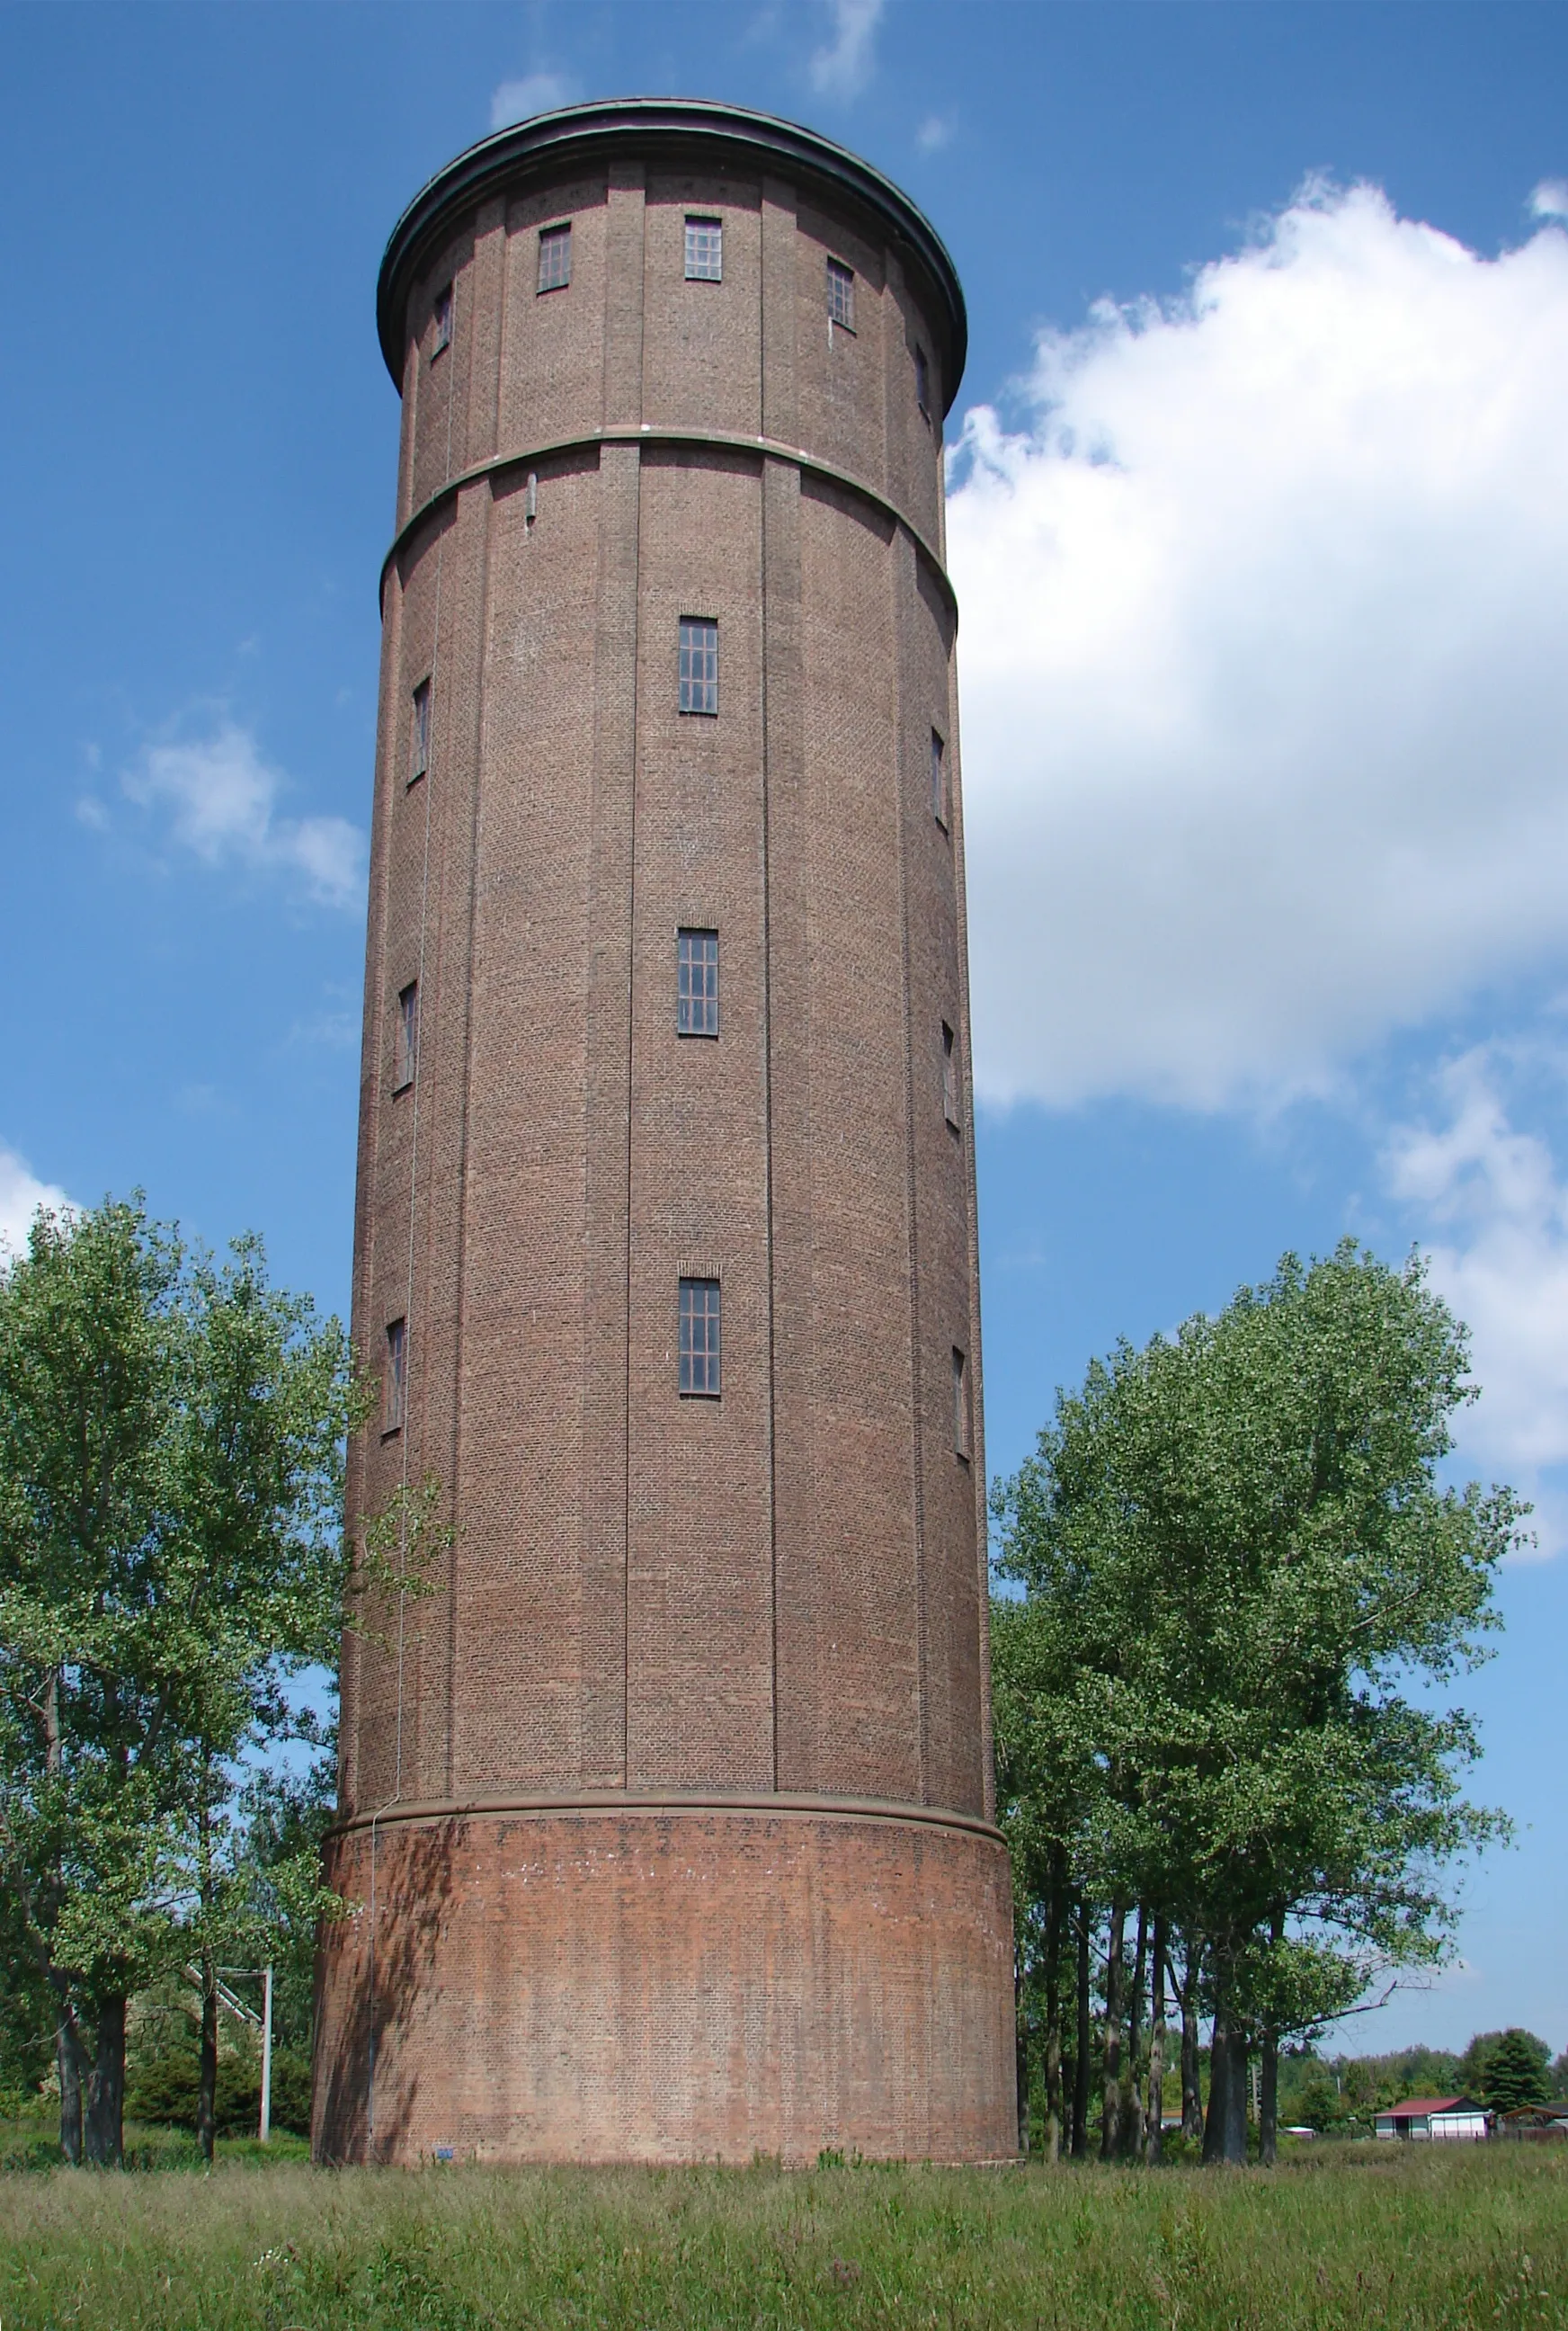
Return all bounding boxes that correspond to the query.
[1529,178,1568,222]
[0,1145,72,1262]
[916,114,952,154]
[948,181,1568,1111]
[809,0,883,98]
[1382,1049,1568,1556]
[490,72,574,130]
[122,721,365,909]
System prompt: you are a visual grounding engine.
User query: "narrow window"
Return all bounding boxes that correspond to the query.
[942,1022,959,1128]
[432,283,453,355]
[395,981,419,1093]
[684,215,723,281]
[679,1278,722,1397]
[952,1346,970,1460]
[409,678,432,785]
[385,1318,407,1434]
[915,344,931,416]
[931,728,947,826]
[538,221,572,293]
[826,255,856,331]
[678,618,718,715]
[677,929,719,1037]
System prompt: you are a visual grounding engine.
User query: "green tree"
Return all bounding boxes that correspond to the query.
[993,1242,1519,2167]
[1465,2028,1551,2112]
[0,1200,355,2165]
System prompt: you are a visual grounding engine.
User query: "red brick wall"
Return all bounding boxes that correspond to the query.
[321,112,1009,2165]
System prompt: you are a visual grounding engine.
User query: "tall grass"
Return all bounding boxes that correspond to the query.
[1,2138,1564,2329]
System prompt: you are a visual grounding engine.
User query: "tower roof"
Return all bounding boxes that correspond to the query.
[378,97,967,412]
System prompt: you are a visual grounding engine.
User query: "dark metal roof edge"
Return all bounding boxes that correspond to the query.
[378,97,967,410]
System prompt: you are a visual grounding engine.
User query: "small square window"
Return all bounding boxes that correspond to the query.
[395,981,419,1093]
[385,1318,407,1434]
[915,344,930,416]
[931,728,947,826]
[679,1278,721,1397]
[678,618,718,715]
[538,222,572,293]
[432,284,453,355]
[410,678,432,785]
[678,929,719,1037]
[826,255,855,331]
[685,216,723,281]
[952,1346,970,1460]
[942,1022,959,1128]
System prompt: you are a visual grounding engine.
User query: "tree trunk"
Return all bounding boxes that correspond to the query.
[1042,1844,1065,2162]
[1071,1898,1091,2159]
[55,2005,85,2165]
[1144,1916,1167,2165]
[1100,1898,1126,2161]
[1259,1908,1283,2167]
[1201,2017,1228,2164]
[1260,2025,1279,2167]
[1179,1939,1204,2141]
[84,1996,125,2167]
[197,1948,218,2166]
[1120,1903,1147,2158]
[1204,1991,1249,2167]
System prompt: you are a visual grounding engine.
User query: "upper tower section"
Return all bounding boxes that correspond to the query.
[377,98,967,562]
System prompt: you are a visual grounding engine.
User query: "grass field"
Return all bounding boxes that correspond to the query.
[1,2130,1564,2329]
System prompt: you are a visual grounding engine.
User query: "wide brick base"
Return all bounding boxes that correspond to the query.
[312,1795,1017,2165]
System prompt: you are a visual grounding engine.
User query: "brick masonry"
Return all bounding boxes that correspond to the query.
[314,102,1016,2166]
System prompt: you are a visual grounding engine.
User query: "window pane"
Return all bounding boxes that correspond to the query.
[679,1278,721,1397]
[410,679,431,782]
[678,618,718,715]
[433,284,453,353]
[685,216,723,281]
[931,728,946,825]
[942,1022,958,1127]
[386,1318,407,1432]
[915,344,930,414]
[826,256,855,330]
[538,223,572,293]
[396,981,419,1091]
[677,929,720,1037]
[952,1346,969,1458]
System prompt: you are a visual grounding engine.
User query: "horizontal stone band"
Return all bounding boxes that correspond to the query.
[381,425,957,621]
[335,1785,1004,1845]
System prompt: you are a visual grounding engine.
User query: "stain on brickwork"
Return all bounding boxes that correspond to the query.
[316,100,1015,2166]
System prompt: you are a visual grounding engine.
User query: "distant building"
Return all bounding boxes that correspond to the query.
[1498,2102,1568,2138]
[1373,2094,1489,2140]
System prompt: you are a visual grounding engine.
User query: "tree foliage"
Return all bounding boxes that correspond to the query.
[0,1198,357,2163]
[993,1242,1520,2165]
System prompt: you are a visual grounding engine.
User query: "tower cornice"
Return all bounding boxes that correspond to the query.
[378,96,967,410]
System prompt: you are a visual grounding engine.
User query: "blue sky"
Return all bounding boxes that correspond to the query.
[4,0,1565,2060]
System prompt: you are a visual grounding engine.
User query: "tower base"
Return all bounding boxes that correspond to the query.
[312,1793,1017,2166]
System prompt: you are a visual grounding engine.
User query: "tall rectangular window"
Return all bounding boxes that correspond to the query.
[930,728,947,826]
[538,221,572,293]
[952,1346,970,1460]
[432,283,453,354]
[385,1318,407,1433]
[942,1021,959,1128]
[914,344,930,415]
[395,981,419,1092]
[678,618,718,715]
[684,216,723,281]
[677,929,719,1037]
[410,678,432,785]
[679,1279,721,1397]
[826,255,856,330]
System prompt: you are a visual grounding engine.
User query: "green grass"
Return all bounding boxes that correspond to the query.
[1,2137,1564,2329]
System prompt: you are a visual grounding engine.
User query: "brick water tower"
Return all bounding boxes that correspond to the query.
[312,99,1015,2166]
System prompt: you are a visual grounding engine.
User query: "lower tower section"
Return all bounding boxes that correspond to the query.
[313,1797,1016,2165]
